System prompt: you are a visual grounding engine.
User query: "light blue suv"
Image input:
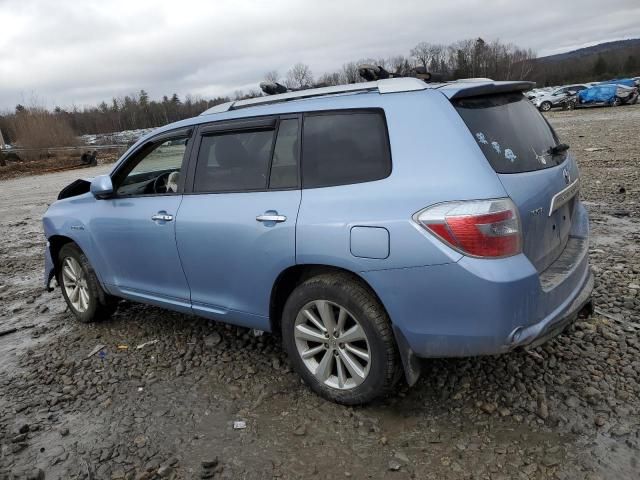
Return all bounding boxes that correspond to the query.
[43,78,593,404]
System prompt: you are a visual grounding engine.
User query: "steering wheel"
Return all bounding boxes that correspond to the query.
[153,172,171,194]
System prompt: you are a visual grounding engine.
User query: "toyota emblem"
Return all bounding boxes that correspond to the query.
[563,168,571,185]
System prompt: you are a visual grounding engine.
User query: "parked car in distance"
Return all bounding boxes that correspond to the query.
[577,83,639,107]
[526,87,553,101]
[533,84,590,111]
[43,78,593,404]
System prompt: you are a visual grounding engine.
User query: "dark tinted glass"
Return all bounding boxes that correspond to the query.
[302,111,391,188]
[269,119,299,189]
[194,129,274,192]
[454,93,564,174]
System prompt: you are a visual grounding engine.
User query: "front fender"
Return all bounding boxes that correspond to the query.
[43,195,113,292]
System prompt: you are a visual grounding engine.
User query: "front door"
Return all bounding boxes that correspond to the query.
[176,116,301,329]
[89,130,193,311]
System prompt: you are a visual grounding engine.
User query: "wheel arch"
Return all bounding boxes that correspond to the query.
[269,263,422,387]
[47,235,110,293]
[48,234,75,270]
[269,264,387,335]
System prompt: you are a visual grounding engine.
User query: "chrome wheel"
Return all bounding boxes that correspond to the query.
[61,257,90,313]
[294,300,371,390]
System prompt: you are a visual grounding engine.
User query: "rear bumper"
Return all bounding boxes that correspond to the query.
[506,268,593,349]
[362,203,591,359]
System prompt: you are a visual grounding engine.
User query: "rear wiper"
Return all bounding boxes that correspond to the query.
[548,143,570,155]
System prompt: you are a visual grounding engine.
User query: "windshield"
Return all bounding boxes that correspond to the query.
[454,92,567,174]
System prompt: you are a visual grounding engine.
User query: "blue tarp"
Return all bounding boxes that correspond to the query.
[597,78,636,87]
[578,85,616,104]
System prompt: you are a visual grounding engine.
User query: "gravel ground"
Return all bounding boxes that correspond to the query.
[1,105,639,480]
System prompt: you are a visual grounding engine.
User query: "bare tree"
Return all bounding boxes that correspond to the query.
[341,62,360,83]
[263,70,280,83]
[410,42,431,69]
[285,63,313,89]
[317,72,342,86]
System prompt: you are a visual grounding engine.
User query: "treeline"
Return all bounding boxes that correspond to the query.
[268,38,536,89]
[0,37,537,146]
[529,42,640,86]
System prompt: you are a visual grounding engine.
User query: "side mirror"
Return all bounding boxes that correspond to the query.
[90,175,114,199]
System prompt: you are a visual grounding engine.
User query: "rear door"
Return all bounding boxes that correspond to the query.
[453,92,579,272]
[176,115,301,329]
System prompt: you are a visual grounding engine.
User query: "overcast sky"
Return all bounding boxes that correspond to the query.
[0,0,638,111]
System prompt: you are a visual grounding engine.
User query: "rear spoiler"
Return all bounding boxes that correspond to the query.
[447,81,536,99]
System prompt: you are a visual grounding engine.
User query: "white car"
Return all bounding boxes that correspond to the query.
[534,84,590,111]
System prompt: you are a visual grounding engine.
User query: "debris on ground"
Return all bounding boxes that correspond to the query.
[135,339,159,349]
[86,344,105,358]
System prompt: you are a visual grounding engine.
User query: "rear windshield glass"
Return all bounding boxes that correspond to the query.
[454,93,565,174]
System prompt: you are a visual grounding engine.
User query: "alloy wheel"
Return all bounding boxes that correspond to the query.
[294,300,371,390]
[61,257,90,313]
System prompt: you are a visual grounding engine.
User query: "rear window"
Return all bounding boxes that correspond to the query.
[454,93,565,174]
[302,110,391,188]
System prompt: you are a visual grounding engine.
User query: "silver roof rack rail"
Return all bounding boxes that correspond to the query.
[200,78,428,116]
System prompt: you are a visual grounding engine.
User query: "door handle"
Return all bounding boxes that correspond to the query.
[256,214,287,223]
[151,213,174,222]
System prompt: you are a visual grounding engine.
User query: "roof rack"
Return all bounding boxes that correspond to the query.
[200,78,427,116]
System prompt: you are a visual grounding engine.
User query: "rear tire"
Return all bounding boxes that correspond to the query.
[281,273,400,405]
[57,243,117,323]
[539,101,552,112]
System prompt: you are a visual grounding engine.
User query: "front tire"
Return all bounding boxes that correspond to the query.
[539,101,552,112]
[57,243,117,323]
[281,273,400,405]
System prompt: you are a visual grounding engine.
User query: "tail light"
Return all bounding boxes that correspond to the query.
[414,198,522,258]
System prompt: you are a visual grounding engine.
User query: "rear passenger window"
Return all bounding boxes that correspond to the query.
[302,111,391,188]
[194,129,275,192]
[269,119,299,189]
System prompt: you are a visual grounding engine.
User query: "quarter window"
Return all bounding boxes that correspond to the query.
[302,111,391,188]
[194,129,275,192]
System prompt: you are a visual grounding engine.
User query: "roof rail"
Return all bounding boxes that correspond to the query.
[200,78,428,116]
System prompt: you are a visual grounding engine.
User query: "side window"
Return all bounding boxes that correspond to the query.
[269,119,299,189]
[116,138,187,196]
[193,129,275,192]
[302,111,391,188]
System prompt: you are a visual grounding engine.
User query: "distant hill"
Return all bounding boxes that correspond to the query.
[539,38,640,63]
[530,38,640,86]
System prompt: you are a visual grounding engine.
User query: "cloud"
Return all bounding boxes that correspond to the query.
[0,0,638,109]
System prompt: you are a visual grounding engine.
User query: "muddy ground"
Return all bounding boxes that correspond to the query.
[1,106,639,480]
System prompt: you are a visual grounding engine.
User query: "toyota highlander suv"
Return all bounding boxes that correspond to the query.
[43,78,593,404]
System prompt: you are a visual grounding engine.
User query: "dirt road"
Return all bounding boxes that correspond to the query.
[1,106,639,479]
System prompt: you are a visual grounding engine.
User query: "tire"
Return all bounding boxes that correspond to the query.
[281,273,400,405]
[57,243,117,323]
[611,97,621,107]
[539,101,552,112]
